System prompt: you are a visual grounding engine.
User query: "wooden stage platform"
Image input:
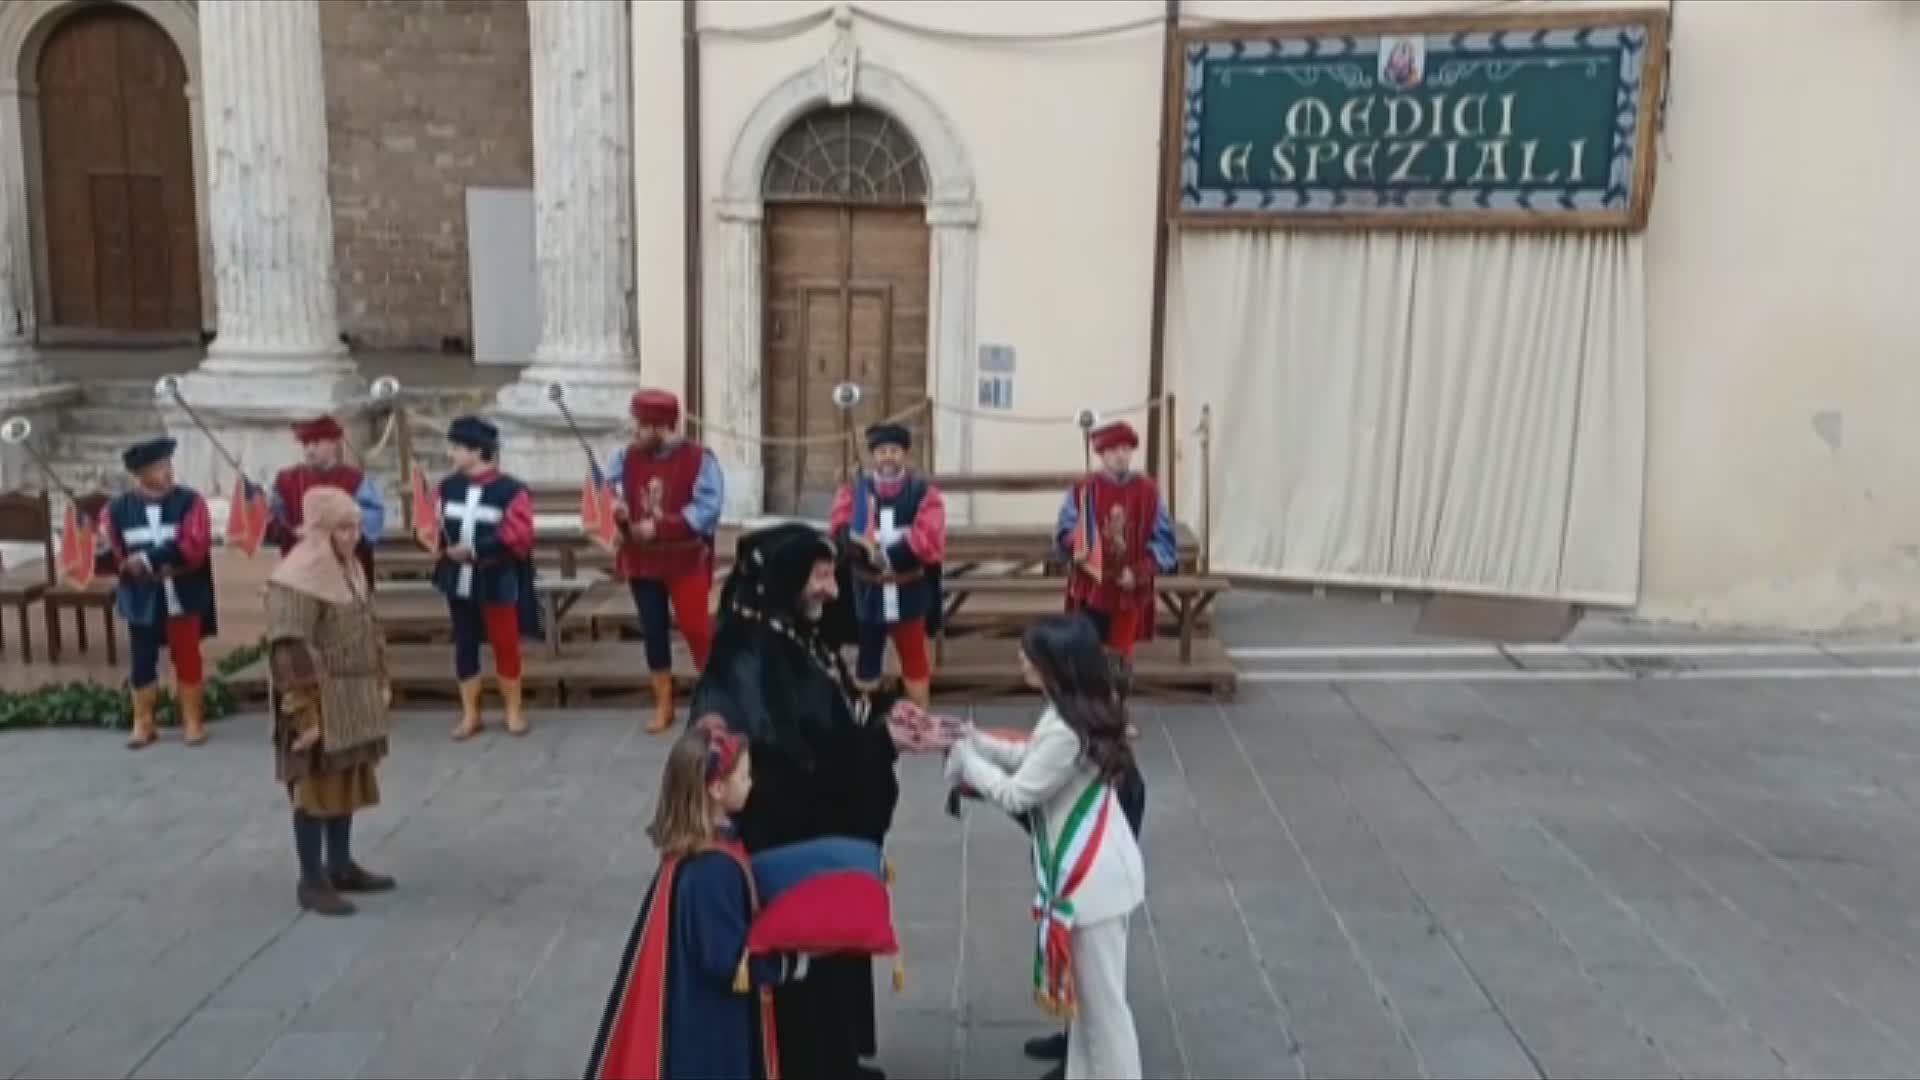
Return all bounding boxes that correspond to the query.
[0,514,1236,706]
[220,634,1238,709]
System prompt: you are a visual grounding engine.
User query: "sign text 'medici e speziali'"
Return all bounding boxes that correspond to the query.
[1172,11,1668,229]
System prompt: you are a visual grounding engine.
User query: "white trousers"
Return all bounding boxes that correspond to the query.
[1066,914,1141,1080]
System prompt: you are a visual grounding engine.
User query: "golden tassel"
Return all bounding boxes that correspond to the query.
[892,951,905,993]
[884,858,896,886]
[733,954,750,994]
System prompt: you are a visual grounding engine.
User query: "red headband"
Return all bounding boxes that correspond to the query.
[695,714,743,781]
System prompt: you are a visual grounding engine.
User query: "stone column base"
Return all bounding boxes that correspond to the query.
[491,362,638,488]
[0,380,83,495]
[494,364,637,428]
[160,364,365,494]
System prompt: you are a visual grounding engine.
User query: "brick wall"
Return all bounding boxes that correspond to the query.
[319,0,534,353]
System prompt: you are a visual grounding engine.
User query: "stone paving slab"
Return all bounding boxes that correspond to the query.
[5,673,1920,1078]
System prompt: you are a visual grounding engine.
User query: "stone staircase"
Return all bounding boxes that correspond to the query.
[30,379,489,524]
[40,379,165,503]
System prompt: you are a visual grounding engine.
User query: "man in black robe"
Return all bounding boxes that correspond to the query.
[689,522,899,1080]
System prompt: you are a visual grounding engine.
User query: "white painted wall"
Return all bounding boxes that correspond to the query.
[1636,0,1920,631]
[634,0,1920,632]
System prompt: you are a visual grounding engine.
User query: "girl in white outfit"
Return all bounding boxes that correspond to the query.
[946,614,1147,1080]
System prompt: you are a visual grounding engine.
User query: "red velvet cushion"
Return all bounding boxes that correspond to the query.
[746,869,898,956]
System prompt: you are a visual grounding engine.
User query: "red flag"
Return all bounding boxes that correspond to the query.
[579,472,606,537]
[595,484,619,549]
[581,463,619,551]
[225,474,272,557]
[410,462,439,549]
[58,504,95,590]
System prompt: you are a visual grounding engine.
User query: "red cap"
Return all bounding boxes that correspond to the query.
[1090,420,1139,454]
[292,416,343,443]
[630,389,680,426]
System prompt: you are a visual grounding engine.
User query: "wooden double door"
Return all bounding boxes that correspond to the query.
[763,204,931,518]
[37,5,201,335]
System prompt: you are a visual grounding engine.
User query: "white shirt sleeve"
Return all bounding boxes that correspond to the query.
[956,722,1082,817]
[966,728,1031,773]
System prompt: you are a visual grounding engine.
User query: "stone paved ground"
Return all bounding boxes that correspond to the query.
[6,673,1920,1078]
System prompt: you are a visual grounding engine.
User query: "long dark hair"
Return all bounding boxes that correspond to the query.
[1021,614,1134,783]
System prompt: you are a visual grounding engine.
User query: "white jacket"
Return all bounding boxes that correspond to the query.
[952,706,1146,927]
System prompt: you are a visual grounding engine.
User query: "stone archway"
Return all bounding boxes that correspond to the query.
[710,47,978,521]
[0,0,210,341]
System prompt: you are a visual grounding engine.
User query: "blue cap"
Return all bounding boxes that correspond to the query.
[446,415,499,453]
[122,437,177,473]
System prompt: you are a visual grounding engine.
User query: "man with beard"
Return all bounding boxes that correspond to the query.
[603,388,723,733]
[829,423,946,711]
[688,522,900,1080]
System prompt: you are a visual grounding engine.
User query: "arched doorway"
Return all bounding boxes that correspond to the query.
[36,3,200,334]
[760,103,931,517]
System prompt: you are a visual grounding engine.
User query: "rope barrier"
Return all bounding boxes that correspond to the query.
[697,2,1543,48]
[150,374,1190,456]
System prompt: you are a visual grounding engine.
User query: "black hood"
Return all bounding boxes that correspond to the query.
[714,522,858,646]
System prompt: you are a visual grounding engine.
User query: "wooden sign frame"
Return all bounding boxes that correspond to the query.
[1165,6,1671,232]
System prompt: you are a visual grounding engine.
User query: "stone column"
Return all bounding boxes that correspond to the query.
[0,78,46,392]
[0,151,37,384]
[0,81,76,496]
[169,0,360,490]
[705,200,764,521]
[493,0,639,482]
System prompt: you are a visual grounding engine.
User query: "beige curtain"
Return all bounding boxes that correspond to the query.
[1170,228,1646,604]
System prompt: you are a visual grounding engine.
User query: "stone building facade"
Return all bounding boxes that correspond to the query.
[319,0,534,353]
[1,0,1919,633]
[0,0,630,495]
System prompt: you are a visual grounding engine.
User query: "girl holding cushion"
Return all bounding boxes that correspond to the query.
[944,614,1148,1080]
[586,719,807,1080]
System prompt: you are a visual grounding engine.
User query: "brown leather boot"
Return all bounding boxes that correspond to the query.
[647,672,675,733]
[126,686,159,750]
[330,863,397,893]
[178,683,208,746]
[451,678,484,740]
[501,677,529,737]
[297,880,355,917]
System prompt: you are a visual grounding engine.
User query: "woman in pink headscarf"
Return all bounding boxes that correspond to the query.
[266,486,394,917]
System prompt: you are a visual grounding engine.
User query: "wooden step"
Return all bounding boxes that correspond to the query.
[221,635,1237,707]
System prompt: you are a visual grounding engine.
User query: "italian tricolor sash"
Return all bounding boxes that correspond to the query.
[1030,776,1113,1017]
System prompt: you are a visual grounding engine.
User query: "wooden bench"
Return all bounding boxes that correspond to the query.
[371,571,609,659]
[0,491,54,662]
[936,574,1229,663]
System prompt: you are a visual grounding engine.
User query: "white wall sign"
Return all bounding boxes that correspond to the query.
[977,343,1014,410]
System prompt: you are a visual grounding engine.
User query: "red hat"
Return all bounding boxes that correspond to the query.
[292,416,343,443]
[631,389,680,426]
[1089,420,1139,454]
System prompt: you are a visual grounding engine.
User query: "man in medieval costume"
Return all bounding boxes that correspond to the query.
[828,422,946,711]
[1054,419,1178,692]
[604,388,724,733]
[266,487,394,917]
[688,522,901,1080]
[267,415,386,588]
[100,436,217,750]
[431,415,541,739]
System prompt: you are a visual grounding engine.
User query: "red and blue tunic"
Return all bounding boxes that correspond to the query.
[828,471,947,628]
[100,485,218,635]
[1055,471,1177,639]
[609,439,720,582]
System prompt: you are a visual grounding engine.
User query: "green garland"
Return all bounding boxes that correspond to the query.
[0,641,265,733]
